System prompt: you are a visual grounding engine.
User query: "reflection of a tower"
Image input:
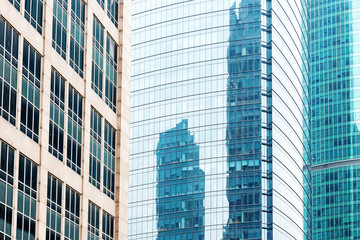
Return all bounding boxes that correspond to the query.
[223,1,262,239]
[155,120,205,240]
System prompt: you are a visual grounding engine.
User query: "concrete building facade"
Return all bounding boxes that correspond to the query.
[0,0,131,239]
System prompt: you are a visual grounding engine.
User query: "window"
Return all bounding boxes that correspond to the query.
[88,202,100,240]
[106,0,118,27]
[96,0,104,9]
[69,0,85,78]
[105,35,117,112]
[8,0,20,11]
[0,18,19,126]
[46,175,62,240]
[16,154,38,240]
[49,69,65,161]
[64,187,80,240]
[21,41,41,143]
[91,17,104,98]
[102,212,114,240]
[24,0,43,34]
[52,0,68,59]
[103,121,115,199]
[0,142,15,239]
[89,108,101,189]
[67,86,83,174]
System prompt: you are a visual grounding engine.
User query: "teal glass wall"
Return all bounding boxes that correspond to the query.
[156,119,205,240]
[129,0,310,239]
[309,0,360,239]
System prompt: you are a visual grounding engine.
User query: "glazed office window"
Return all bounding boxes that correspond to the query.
[69,0,85,78]
[0,18,19,126]
[21,41,41,143]
[88,202,100,240]
[52,0,68,59]
[107,0,118,27]
[0,142,15,239]
[17,154,38,240]
[91,17,104,98]
[64,187,80,240]
[46,175,62,240]
[102,212,114,240]
[89,108,101,189]
[105,35,117,112]
[67,86,83,174]
[8,0,20,11]
[24,0,43,34]
[49,69,65,161]
[103,121,115,200]
[96,0,104,9]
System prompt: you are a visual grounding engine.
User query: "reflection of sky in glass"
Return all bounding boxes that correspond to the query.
[129,0,310,239]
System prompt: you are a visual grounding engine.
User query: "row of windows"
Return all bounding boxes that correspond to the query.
[50,0,85,78]
[89,108,116,199]
[91,17,118,112]
[48,68,83,176]
[0,141,38,240]
[1,18,116,202]
[9,0,119,84]
[95,0,119,27]
[0,18,41,143]
[88,201,114,240]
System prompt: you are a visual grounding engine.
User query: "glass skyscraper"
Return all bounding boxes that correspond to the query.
[129,0,310,239]
[309,0,360,239]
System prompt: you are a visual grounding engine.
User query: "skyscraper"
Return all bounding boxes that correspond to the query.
[0,0,131,239]
[129,0,310,239]
[309,0,360,239]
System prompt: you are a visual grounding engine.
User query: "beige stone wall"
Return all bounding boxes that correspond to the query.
[0,0,131,238]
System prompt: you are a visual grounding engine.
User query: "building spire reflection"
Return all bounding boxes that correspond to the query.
[155,119,205,240]
[223,1,262,239]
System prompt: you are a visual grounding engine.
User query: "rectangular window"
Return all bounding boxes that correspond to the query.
[24,0,43,34]
[91,17,104,98]
[106,0,118,27]
[96,0,104,9]
[69,0,85,78]
[21,41,41,143]
[52,0,68,59]
[64,186,80,240]
[103,121,115,200]
[67,86,83,174]
[0,142,15,239]
[46,175,62,240]
[0,17,19,126]
[89,108,101,189]
[102,212,114,240]
[105,35,117,112]
[49,69,65,161]
[8,0,20,11]
[88,202,100,240]
[17,154,38,240]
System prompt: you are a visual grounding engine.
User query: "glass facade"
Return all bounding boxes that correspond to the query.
[309,0,360,239]
[129,0,310,239]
